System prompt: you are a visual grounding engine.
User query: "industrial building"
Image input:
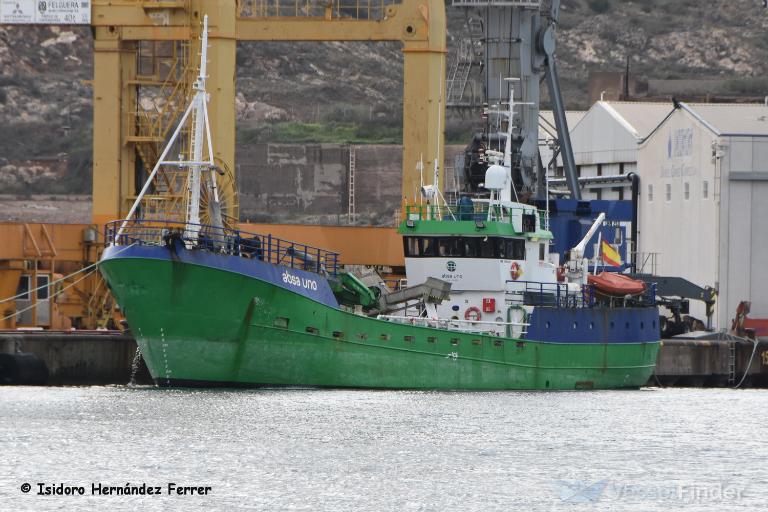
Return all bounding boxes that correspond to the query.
[542,100,768,329]
[543,101,671,200]
[637,102,768,329]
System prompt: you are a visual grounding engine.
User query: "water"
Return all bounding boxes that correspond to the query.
[1,387,766,511]
[128,348,143,386]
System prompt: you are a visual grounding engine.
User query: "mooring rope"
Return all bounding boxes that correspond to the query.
[0,243,137,306]
[727,332,761,389]
[0,243,137,322]
[0,261,100,305]
[0,267,99,323]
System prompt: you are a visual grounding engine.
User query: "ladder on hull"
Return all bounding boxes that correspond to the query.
[348,146,356,223]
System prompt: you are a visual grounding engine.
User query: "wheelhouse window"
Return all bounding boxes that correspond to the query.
[421,237,436,257]
[499,239,525,260]
[439,238,463,257]
[479,237,495,258]
[462,238,478,257]
[406,237,420,257]
[403,236,526,259]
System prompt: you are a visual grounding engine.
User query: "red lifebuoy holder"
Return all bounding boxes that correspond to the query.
[465,306,482,321]
[510,262,523,281]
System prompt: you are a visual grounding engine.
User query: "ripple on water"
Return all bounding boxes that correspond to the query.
[1,387,766,511]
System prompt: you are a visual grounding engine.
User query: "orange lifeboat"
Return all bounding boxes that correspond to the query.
[587,272,646,296]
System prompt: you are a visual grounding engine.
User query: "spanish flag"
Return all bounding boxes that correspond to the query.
[601,240,622,267]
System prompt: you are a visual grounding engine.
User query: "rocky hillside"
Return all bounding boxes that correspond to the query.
[1,0,767,193]
[555,0,768,101]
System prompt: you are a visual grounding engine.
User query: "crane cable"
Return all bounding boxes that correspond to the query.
[0,243,137,321]
[0,267,99,323]
[0,261,100,305]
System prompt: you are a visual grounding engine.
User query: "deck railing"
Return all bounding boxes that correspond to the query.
[238,0,396,20]
[506,280,595,308]
[403,203,548,228]
[452,0,540,6]
[506,280,657,308]
[104,219,340,275]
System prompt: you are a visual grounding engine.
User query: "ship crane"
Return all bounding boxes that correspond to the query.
[452,0,580,199]
[569,212,606,283]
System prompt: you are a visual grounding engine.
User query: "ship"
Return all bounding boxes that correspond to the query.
[99,17,660,390]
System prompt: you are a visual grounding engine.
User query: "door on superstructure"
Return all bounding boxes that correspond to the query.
[16,274,51,327]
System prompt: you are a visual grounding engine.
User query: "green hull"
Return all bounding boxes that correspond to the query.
[100,256,659,390]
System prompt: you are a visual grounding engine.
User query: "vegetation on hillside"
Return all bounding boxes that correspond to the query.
[2,1,768,193]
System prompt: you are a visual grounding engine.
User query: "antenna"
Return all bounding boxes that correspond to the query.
[483,77,533,205]
[417,154,429,204]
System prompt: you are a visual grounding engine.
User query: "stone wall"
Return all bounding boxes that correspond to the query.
[237,143,347,224]
[236,143,464,226]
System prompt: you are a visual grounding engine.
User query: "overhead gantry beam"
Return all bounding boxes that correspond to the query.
[236,1,447,210]
[90,0,445,224]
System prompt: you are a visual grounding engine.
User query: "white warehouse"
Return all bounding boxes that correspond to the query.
[543,101,671,200]
[637,102,768,328]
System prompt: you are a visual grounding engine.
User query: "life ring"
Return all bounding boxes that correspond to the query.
[510,262,523,281]
[465,306,482,322]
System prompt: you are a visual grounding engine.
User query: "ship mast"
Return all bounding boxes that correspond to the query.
[116,15,218,242]
[485,78,528,208]
[184,14,222,241]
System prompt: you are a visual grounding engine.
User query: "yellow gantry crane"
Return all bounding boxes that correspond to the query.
[0,0,446,329]
[90,0,447,225]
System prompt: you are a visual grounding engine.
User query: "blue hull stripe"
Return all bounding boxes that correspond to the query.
[101,244,341,309]
[526,307,660,343]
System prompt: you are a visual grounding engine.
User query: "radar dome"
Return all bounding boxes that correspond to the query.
[484,164,508,190]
